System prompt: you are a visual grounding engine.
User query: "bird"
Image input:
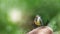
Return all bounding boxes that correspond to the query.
[34,15,43,27]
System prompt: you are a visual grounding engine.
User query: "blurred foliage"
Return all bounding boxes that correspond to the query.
[0,0,60,34]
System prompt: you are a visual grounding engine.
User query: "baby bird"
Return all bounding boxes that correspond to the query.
[34,15,43,27]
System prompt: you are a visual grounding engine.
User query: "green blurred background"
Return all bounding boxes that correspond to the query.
[0,0,60,34]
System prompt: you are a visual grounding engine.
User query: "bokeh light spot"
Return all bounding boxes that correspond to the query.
[8,8,22,23]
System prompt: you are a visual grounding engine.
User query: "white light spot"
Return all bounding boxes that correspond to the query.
[9,8,22,23]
